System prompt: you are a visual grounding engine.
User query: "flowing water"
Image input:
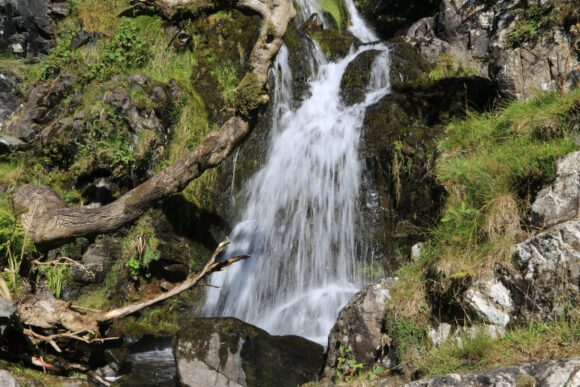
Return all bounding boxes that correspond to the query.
[203,0,391,345]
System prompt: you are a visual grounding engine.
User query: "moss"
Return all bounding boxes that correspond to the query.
[307,29,359,61]
[320,0,348,30]
[385,313,429,363]
[235,72,264,117]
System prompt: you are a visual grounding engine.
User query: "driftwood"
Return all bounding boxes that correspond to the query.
[19,238,247,335]
[13,0,296,247]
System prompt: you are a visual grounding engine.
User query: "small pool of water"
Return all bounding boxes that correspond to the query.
[117,337,176,386]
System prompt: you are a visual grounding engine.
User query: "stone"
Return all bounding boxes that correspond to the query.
[340,49,381,105]
[0,297,17,338]
[0,370,18,387]
[105,347,129,372]
[410,243,424,261]
[511,219,580,321]
[324,277,397,376]
[531,151,580,228]
[73,237,119,284]
[453,324,506,345]
[427,322,451,347]
[0,135,24,154]
[173,318,324,387]
[463,278,513,327]
[0,70,21,129]
[404,357,580,386]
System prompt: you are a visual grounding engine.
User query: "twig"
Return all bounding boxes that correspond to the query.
[97,237,250,323]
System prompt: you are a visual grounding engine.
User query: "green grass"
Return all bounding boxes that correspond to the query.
[385,89,580,375]
[320,0,348,29]
[415,317,580,377]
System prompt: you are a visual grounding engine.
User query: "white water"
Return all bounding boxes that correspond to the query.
[204,0,390,345]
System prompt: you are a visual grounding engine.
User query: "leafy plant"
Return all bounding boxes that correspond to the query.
[122,214,161,280]
[441,201,478,223]
[335,345,364,382]
[507,6,552,48]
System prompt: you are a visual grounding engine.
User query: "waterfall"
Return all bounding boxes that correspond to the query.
[203,0,391,345]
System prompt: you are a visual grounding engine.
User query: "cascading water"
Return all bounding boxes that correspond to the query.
[204,0,391,345]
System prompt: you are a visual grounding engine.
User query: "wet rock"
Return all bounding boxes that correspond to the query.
[531,151,580,228]
[284,24,318,103]
[359,76,497,269]
[324,277,397,376]
[307,28,360,62]
[105,347,130,373]
[510,219,580,321]
[354,0,439,39]
[340,49,381,105]
[173,317,324,387]
[0,370,18,387]
[463,278,513,327]
[302,13,324,31]
[405,357,580,386]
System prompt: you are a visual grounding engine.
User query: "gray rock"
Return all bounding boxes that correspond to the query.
[324,277,397,376]
[404,1,579,100]
[531,151,580,228]
[428,322,451,347]
[73,237,119,284]
[173,318,323,387]
[405,357,580,386]
[0,71,21,129]
[511,219,580,321]
[0,297,16,338]
[0,135,24,154]
[463,278,513,327]
[0,370,18,387]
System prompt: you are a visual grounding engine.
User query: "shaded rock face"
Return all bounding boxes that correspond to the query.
[0,298,16,339]
[173,318,324,387]
[359,76,497,270]
[404,358,580,387]
[324,277,397,376]
[0,0,70,58]
[354,0,439,39]
[0,70,21,129]
[72,236,120,284]
[531,151,580,228]
[404,0,579,100]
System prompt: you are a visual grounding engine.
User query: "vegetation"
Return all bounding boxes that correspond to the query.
[122,214,161,280]
[386,89,580,374]
[320,0,348,30]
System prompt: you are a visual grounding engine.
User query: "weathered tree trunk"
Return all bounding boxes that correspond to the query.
[13,0,296,247]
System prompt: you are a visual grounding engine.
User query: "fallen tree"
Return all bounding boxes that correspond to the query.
[13,0,296,248]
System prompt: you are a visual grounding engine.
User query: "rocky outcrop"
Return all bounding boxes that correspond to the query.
[173,317,324,387]
[531,151,580,228]
[0,0,70,58]
[0,298,17,340]
[0,70,21,129]
[354,0,439,39]
[404,0,579,100]
[463,278,513,327]
[509,218,580,322]
[324,277,397,376]
[72,236,120,284]
[404,358,580,387]
[359,76,497,270]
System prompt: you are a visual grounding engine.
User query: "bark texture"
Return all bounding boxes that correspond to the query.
[13,0,295,247]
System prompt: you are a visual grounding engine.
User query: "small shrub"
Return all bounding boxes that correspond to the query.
[122,215,161,280]
[335,346,364,382]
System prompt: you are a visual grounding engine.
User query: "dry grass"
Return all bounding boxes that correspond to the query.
[75,0,130,35]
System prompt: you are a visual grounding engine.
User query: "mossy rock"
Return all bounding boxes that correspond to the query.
[174,318,324,387]
[387,37,432,85]
[284,24,316,103]
[359,76,499,270]
[307,28,360,61]
[340,49,381,105]
[188,10,261,124]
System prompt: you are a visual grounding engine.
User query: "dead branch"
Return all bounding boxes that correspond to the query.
[13,0,296,248]
[32,256,95,281]
[96,237,250,323]
[23,328,120,353]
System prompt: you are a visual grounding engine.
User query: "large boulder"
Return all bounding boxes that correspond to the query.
[403,358,580,387]
[531,151,580,229]
[324,277,397,376]
[173,318,324,387]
